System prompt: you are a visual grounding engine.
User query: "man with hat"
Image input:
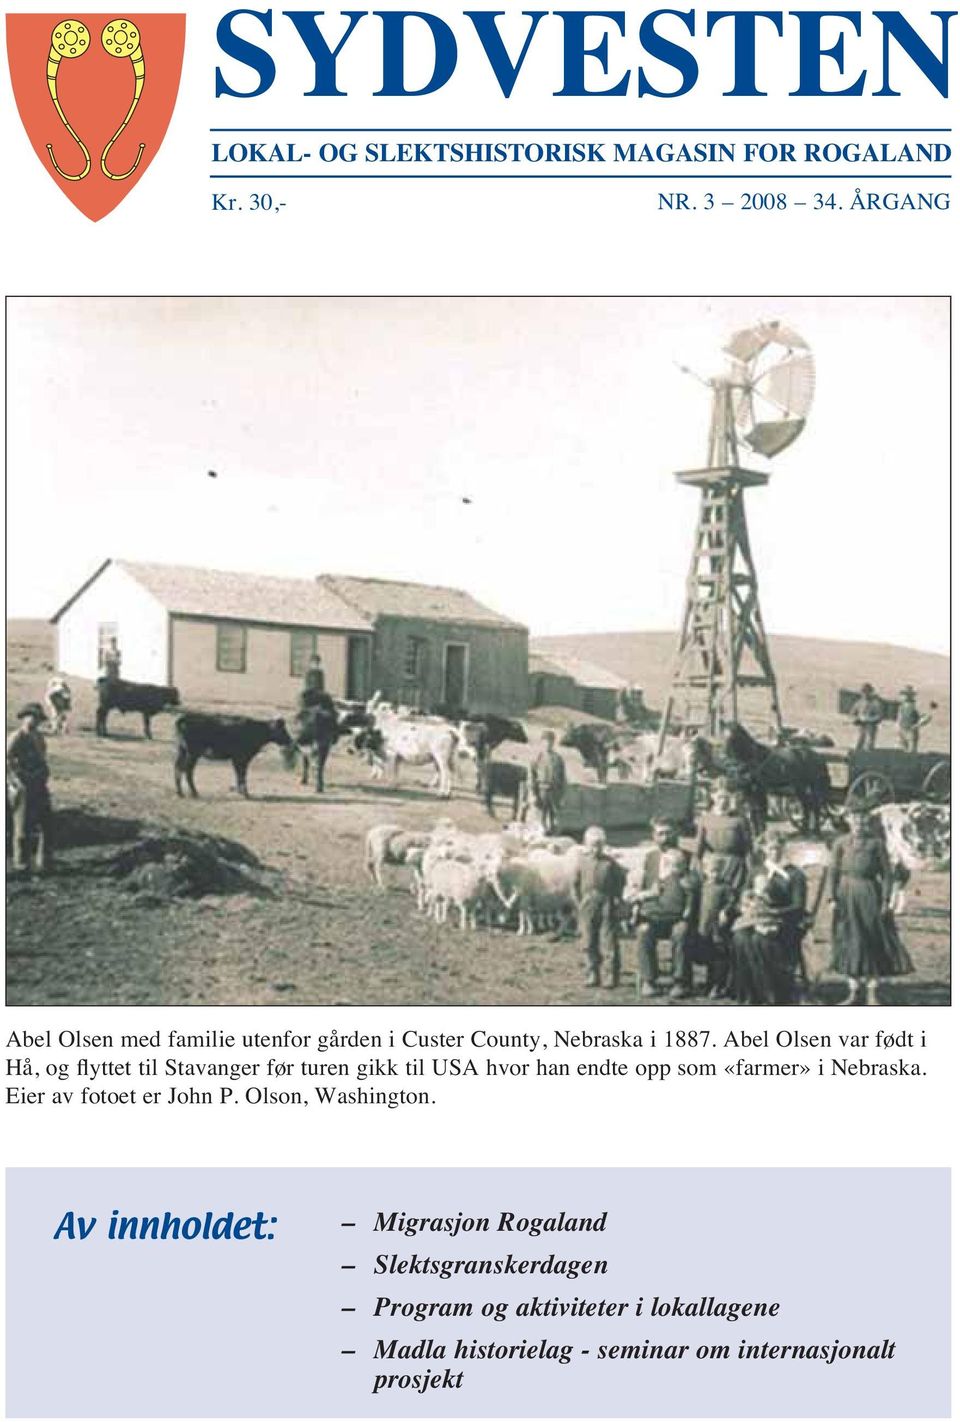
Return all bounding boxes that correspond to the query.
[6,703,53,874]
[896,686,930,754]
[850,683,884,751]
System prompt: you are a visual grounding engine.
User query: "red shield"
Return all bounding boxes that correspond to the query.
[6,13,185,220]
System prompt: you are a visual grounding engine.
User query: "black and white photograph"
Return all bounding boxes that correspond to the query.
[5,295,950,1007]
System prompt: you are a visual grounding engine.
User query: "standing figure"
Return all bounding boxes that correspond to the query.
[696,854,739,999]
[574,826,626,989]
[850,682,884,751]
[6,703,53,875]
[529,730,567,835]
[635,848,700,1000]
[303,654,325,697]
[828,809,913,1006]
[102,637,122,682]
[693,784,753,891]
[896,686,930,753]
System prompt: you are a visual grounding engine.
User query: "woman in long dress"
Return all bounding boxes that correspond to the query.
[694,785,753,893]
[828,809,913,1006]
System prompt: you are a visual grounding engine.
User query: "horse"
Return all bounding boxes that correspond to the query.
[722,722,831,835]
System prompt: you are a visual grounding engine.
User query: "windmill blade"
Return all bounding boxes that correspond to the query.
[753,349,816,419]
[744,417,806,458]
[725,319,810,364]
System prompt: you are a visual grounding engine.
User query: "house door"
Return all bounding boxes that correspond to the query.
[346,637,370,700]
[443,643,468,711]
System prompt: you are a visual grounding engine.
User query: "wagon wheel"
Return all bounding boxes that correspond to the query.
[845,771,895,811]
[922,760,950,804]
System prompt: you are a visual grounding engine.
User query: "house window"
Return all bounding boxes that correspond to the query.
[290,629,317,677]
[97,623,119,670]
[404,636,427,680]
[216,623,247,673]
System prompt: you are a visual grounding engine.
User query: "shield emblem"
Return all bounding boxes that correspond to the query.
[6,13,185,221]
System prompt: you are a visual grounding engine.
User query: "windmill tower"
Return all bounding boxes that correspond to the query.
[659,321,816,747]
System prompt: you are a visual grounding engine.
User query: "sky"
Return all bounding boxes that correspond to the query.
[5,295,950,653]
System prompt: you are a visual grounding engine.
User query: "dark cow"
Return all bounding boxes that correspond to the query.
[96,677,181,739]
[559,723,623,784]
[481,760,529,819]
[174,713,292,798]
[458,714,529,789]
[289,696,372,793]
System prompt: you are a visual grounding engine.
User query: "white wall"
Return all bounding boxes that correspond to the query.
[55,564,169,683]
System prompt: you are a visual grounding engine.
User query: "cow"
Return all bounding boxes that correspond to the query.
[876,802,950,913]
[480,760,529,820]
[44,676,72,735]
[95,677,181,739]
[615,733,711,784]
[290,696,372,793]
[173,713,292,798]
[457,715,528,787]
[364,698,463,797]
[559,723,623,784]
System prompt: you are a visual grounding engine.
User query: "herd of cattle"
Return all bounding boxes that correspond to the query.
[42,674,714,806]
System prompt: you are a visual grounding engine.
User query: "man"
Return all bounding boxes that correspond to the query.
[303,654,325,697]
[850,682,884,751]
[635,848,700,1000]
[529,730,567,834]
[573,826,626,989]
[896,686,930,753]
[6,702,53,875]
[635,818,688,894]
[102,637,122,682]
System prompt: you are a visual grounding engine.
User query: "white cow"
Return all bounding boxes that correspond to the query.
[876,802,950,913]
[364,696,464,798]
[614,734,698,784]
[44,676,72,735]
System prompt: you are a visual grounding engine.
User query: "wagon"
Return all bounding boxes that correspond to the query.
[821,747,950,813]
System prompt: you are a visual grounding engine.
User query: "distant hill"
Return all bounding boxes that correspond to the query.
[7,618,950,751]
[533,631,950,750]
[7,619,53,676]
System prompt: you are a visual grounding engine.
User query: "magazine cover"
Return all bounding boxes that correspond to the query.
[1,5,954,1419]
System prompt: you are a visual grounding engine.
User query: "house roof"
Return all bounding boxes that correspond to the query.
[529,649,629,690]
[317,574,526,630]
[51,559,372,631]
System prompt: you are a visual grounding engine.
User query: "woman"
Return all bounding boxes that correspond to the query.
[693,784,753,892]
[729,840,800,1007]
[828,809,913,1006]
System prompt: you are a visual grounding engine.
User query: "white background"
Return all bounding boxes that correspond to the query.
[1,1,956,1419]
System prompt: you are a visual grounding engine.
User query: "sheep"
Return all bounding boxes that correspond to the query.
[364,824,433,889]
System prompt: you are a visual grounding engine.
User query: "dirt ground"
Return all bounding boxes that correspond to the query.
[5,653,950,1008]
